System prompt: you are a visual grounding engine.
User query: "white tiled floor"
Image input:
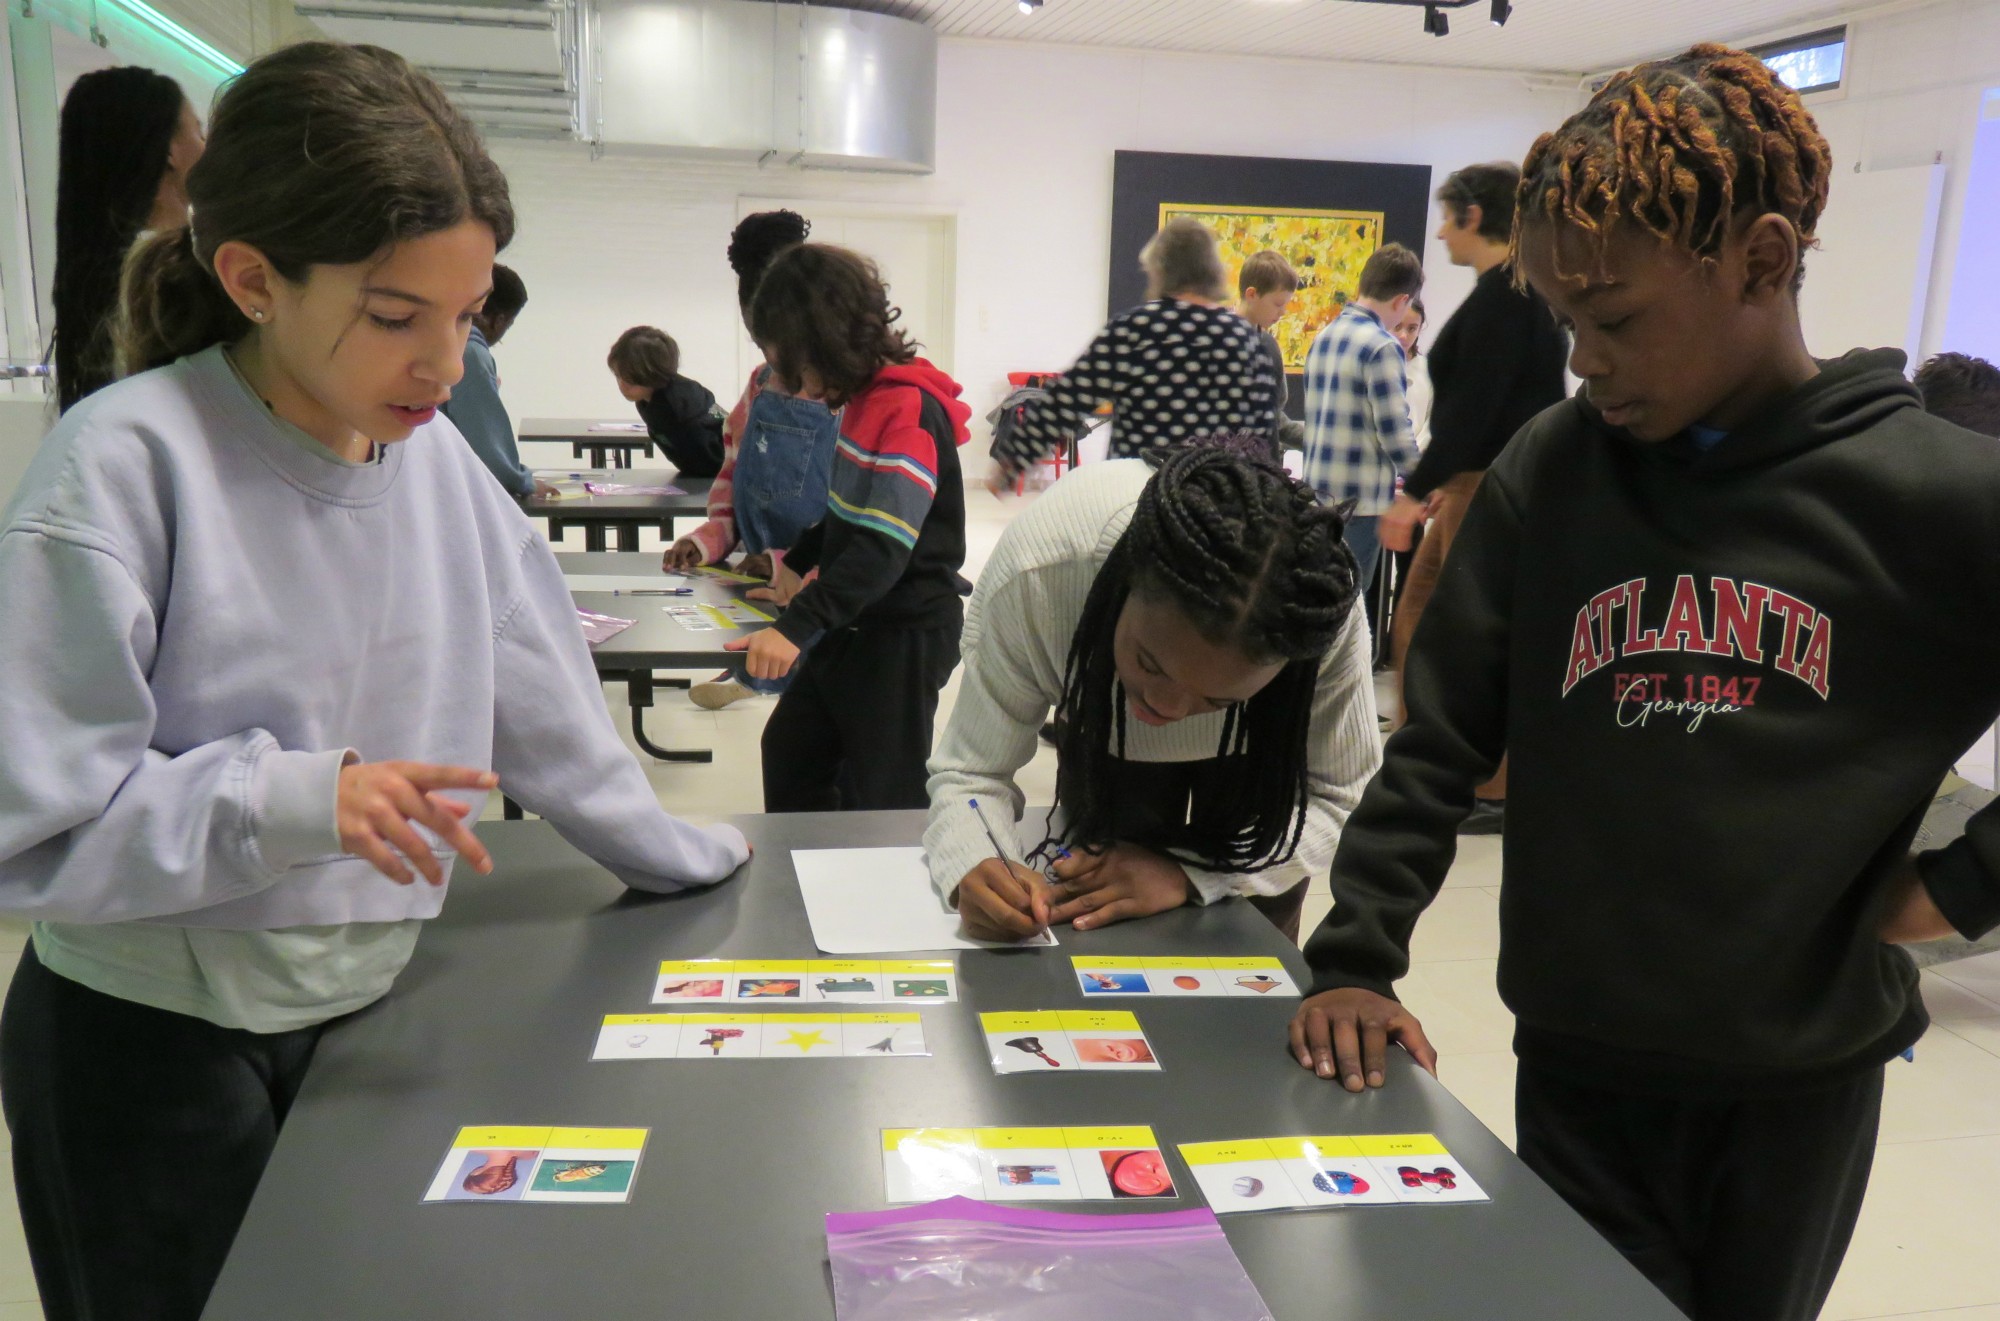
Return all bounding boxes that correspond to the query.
[2,482,1997,1318]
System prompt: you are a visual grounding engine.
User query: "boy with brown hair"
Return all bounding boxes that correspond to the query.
[606,326,725,478]
[1236,249,1304,456]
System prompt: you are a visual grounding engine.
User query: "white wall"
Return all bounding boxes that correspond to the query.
[0,398,52,513]
[1803,0,2000,363]
[488,38,1576,440]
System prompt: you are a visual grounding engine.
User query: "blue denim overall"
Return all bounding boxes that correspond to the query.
[729,375,839,694]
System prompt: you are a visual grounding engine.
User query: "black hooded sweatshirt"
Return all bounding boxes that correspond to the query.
[1305,349,2000,1095]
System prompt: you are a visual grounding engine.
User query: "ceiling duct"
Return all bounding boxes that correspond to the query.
[594,0,937,173]
[295,0,588,140]
[295,0,935,171]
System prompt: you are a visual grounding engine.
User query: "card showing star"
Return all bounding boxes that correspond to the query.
[778,1028,834,1054]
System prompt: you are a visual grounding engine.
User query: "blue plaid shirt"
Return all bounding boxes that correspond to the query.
[1301,304,1420,516]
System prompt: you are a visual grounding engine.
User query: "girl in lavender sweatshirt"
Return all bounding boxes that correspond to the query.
[0,43,747,1321]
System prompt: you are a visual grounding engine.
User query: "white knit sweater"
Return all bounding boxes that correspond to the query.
[923,459,1382,905]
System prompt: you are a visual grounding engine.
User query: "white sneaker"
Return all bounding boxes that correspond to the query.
[690,678,754,710]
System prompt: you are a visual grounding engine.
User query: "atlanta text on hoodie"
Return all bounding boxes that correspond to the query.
[1304,349,2000,1093]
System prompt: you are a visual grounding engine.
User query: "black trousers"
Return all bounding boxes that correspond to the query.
[762,624,960,812]
[1515,1058,1884,1321]
[1,945,328,1321]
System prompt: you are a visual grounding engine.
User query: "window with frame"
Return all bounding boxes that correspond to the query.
[1751,26,1846,95]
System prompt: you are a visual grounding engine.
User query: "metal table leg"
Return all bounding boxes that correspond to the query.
[624,671,712,763]
[616,524,640,552]
[584,522,607,552]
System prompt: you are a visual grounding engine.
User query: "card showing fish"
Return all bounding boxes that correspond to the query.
[423,1126,648,1205]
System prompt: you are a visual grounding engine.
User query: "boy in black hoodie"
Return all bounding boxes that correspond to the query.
[1289,44,2000,1321]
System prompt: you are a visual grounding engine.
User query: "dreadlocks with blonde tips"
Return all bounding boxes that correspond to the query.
[1513,43,1833,288]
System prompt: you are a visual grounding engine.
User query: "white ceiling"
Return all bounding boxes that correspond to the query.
[845,0,1881,76]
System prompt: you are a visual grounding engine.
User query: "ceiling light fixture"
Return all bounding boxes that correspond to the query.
[1423,4,1447,36]
[1017,0,1042,12]
[1490,0,1511,24]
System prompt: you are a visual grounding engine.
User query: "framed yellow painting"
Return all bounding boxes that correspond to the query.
[1158,203,1384,372]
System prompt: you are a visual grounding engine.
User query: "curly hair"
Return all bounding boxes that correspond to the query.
[747,243,917,408]
[726,209,810,310]
[1040,443,1360,874]
[1513,43,1832,290]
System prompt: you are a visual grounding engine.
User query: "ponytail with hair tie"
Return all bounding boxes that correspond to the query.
[115,225,248,379]
[106,41,513,385]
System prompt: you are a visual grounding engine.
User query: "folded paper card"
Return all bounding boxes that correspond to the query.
[1072,956,1297,998]
[593,1012,928,1060]
[1178,1134,1488,1212]
[654,959,958,1005]
[882,1126,1178,1204]
[423,1126,648,1205]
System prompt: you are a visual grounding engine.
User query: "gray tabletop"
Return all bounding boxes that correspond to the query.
[202,814,1678,1321]
[574,582,757,671]
[522,417,643,442]
[556,550,695,578]
[522,470,712,520]
[520,419,659,469]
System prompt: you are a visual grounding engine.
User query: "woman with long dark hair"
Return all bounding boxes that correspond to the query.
[925,444,1380,942]
[51,65,204,411]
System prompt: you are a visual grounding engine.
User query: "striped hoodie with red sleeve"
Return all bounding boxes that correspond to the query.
[682,367,759,564]
[771,359,970,645]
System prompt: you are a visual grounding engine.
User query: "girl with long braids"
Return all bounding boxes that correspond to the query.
[0,44,746,1319]
[51,66,205,411]
[1292,45,2000,1321]
[925,444,1380,943]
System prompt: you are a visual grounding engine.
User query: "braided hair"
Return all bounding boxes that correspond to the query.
[1042,442,1360,873]
[726,209,810,312]
[1513,43,1832,290]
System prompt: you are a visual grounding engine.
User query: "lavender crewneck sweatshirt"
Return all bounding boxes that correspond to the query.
[0,346,747,1027]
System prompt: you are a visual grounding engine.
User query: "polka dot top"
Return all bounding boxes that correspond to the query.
[996,299,1281,475]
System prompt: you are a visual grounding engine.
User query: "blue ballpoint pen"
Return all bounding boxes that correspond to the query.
[969,798,1052,936]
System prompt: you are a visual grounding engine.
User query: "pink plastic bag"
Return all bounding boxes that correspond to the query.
[826,1197,1273,1320]
[575,609,636,646]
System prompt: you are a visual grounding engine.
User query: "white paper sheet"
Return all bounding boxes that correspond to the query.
[792,846,1058,954]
